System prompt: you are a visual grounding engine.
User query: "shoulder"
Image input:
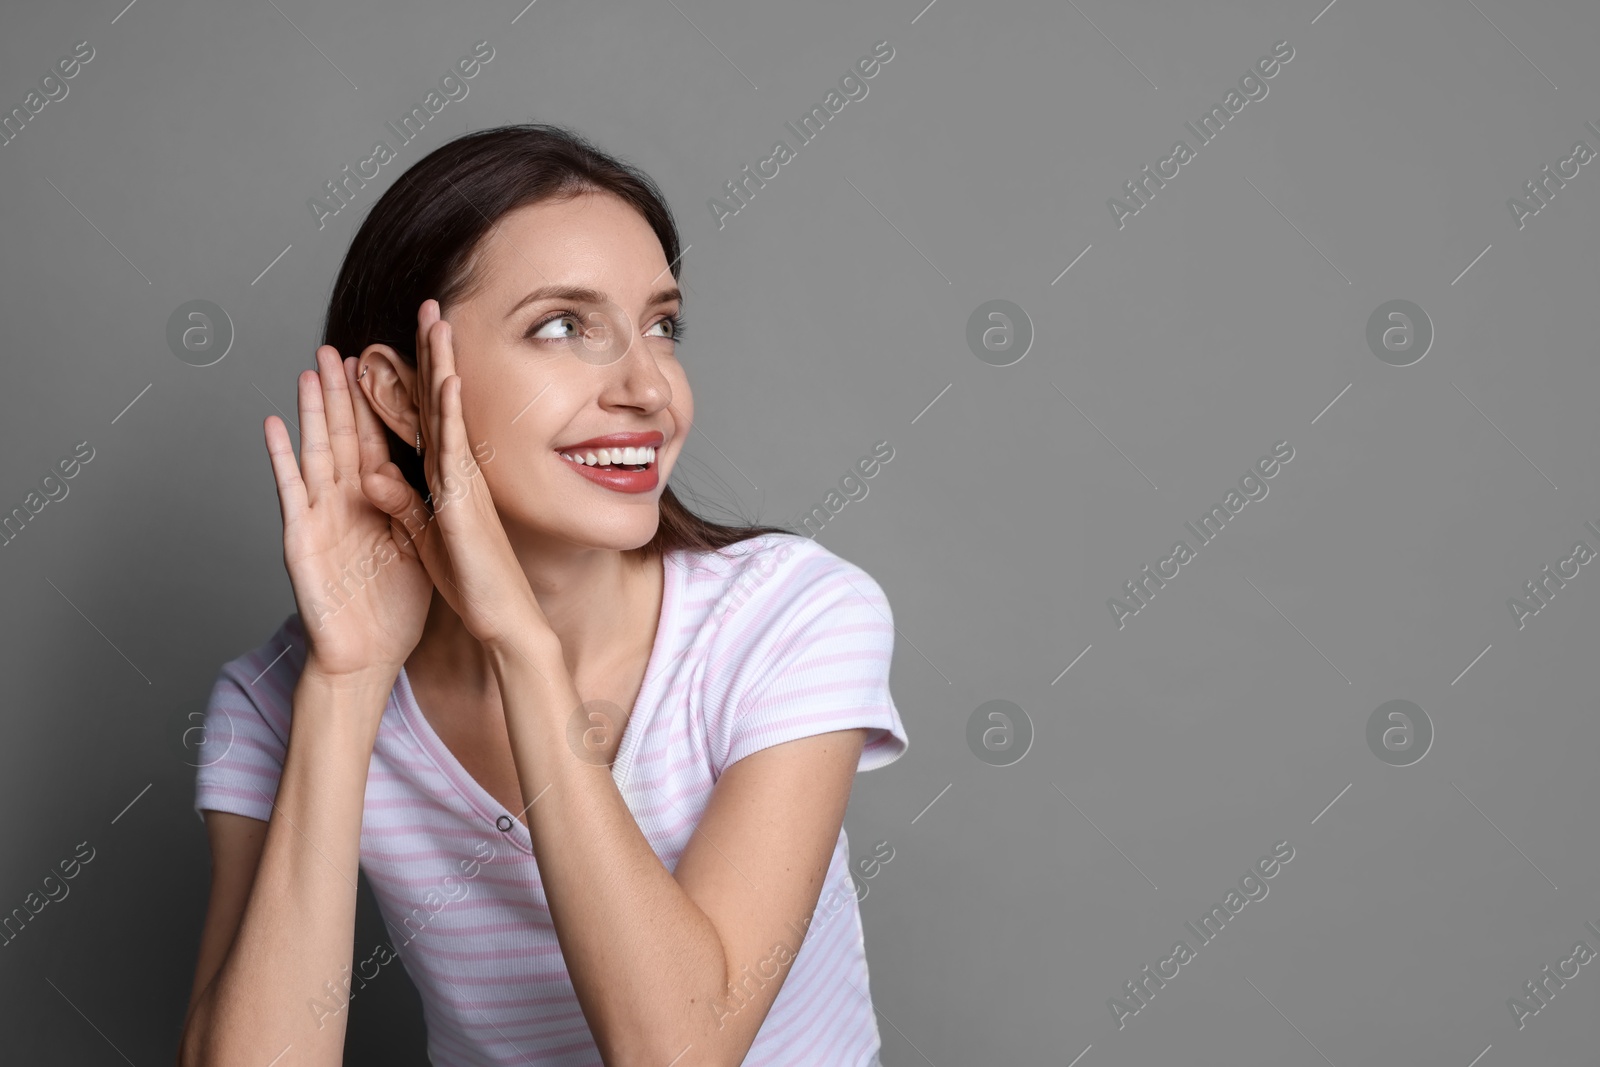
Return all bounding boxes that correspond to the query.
[192,617,310,819]
[207,613,310,747]
[691,531,897,695]
[679,532,892,629]
[684,534,907,773]
[192,614,312,820]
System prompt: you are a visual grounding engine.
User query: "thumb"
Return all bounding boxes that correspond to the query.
[361,463,429,547]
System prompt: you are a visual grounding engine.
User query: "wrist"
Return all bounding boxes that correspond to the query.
[483,620,564,678]
[289,665,397,754]
[299,657,401,698]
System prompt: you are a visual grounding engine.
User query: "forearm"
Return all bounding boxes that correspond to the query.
[183,672,391,1066]
[487,638,733,1066]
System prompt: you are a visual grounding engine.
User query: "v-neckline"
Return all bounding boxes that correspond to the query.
[392,550,681,856]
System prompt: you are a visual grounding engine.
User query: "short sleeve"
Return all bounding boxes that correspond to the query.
[192,616,303,824]
[714,540,909,775]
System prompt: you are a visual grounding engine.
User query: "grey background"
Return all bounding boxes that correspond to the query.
[1,0,1596,1063]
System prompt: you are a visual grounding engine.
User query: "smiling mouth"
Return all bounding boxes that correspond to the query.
[556,445,657,472]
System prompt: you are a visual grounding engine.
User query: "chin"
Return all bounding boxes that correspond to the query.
[549,511,662,553]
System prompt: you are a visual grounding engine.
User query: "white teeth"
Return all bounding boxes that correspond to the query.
[559,446,656,467]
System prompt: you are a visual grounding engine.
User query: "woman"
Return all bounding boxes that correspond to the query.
[177,124,908,1067]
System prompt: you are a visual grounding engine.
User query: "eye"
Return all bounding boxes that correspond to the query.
[523,309,686,346]
[525,312,584,342]
[648,312,686,344]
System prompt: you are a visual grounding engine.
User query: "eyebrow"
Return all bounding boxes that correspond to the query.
[506,284,683,319]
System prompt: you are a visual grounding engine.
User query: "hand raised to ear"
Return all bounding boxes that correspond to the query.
[263,347,433,685]
[359,299,554,652]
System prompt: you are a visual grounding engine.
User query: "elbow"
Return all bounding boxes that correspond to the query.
[174,1001,238,1067]
[601,1042,741,1067]
[595,943,750,1067]
[175,1027,203,1067]
[175,1003,206,1067]
[598,1023,727,1067]
[176,1017,223,1067]
[601,986,746,1067]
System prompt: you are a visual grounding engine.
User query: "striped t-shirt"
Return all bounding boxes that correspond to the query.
[192,531,909,1066]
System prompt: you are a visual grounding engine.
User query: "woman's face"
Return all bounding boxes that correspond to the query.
[379,190,691,553]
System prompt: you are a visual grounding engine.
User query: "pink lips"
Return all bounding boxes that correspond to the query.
[555,431,664,494]
[554,431,666,452]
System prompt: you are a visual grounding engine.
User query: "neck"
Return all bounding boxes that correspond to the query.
[406,542,663,701]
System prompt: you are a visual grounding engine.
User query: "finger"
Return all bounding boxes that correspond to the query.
[433,307,457,383]
[438,373,479,510]
[435,320,474,486]
[361,463,430,555]
[318,346,360,482]
[442,384,499,529]
[297,367,335,498]
[368,459,455,599]
[415,300,440,451]
[264,415,308,528]
[427,310,452,475]
[347,355,392,478]
[415,300,442,499]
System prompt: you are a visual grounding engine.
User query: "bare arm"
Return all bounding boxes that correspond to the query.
[178,341,434,1063]
[489,637,867,1067]
[178,810,265,1057]
[177,669,393,1067]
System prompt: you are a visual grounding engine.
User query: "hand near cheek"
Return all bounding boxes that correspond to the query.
[364,300,554,649]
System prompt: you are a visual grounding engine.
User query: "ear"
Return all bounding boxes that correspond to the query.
[357,344,420,444]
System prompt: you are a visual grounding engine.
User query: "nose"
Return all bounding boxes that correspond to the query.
[589,309,674,414]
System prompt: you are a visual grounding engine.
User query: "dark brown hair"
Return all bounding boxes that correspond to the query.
[321,122,792,558]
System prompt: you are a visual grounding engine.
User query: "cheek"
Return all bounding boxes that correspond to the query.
[478,449,563,527]
[452,370,511,442]
[667,395,693,467]
[667,365,693,422]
